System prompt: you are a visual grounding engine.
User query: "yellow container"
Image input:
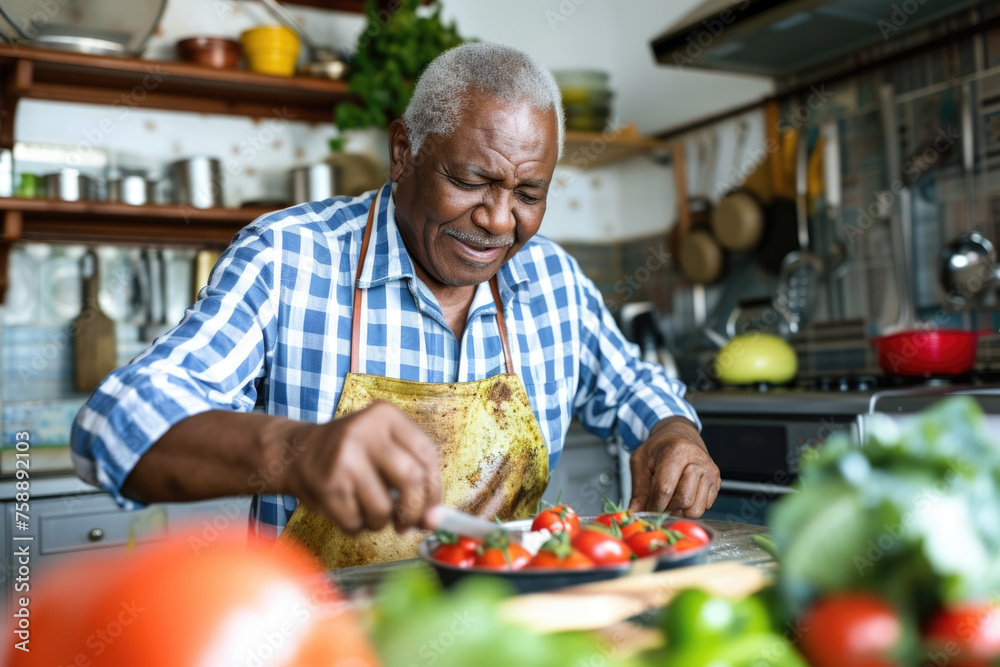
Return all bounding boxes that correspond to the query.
[240,26,300,77]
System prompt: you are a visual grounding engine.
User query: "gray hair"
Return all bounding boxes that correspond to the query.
[403,42,564,159]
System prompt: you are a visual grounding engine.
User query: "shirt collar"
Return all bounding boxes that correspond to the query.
[355,181,532,305]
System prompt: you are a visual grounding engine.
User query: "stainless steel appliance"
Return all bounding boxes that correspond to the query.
[692,380,1000,525]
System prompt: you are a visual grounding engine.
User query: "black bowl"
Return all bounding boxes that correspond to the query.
[418,513,713,594]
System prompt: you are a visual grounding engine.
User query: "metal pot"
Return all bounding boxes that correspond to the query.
[290,161,342,203]
[108,175,155,206]
[44,169,98,201]
[170,157,223,209]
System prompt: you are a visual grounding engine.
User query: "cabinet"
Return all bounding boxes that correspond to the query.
[1,491,248,618]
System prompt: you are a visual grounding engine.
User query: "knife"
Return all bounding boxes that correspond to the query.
[423,505,551,553]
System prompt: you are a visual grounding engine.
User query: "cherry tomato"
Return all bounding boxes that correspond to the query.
[668,520,711,545]
[571,526,634,565]
[798,592,901,667]
[595,510,632,529]
[620,518,654,540]
[626,528,669,557]
[456,535,481,552]
[531,504,581,537]
[527,548,593,569]
[431,543,475,568]
[474,543,531,570]
[924,604,1000,664]
[433,530,480,553]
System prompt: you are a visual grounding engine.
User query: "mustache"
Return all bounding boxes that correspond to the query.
[443,228,515,248]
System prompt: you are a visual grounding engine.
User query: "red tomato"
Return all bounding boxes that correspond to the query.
[474,543,532,570]
[668,520,711,545]
[595,510,632,529]
[619,518,654,540]
[527,548,594,569]
[456,535,481,552]
[924,604,1000,664]
[798,592,901,667]
[434,530,480,553]
[12,528,379,667]
[626,528,669,557]
[531,504,581,537]
[432,543,476,568]
[571,526,634,565]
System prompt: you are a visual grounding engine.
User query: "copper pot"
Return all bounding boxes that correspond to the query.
[176,37,242,70]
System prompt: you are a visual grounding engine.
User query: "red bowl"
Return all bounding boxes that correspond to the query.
[873,329,982,376]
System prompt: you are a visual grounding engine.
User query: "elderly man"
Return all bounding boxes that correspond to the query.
[71,42,719,568]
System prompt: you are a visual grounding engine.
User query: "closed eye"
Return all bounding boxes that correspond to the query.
[516,191,543,205]
[449,177,487,190]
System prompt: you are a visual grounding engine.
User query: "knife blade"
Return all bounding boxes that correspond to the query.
[423,505,551,553]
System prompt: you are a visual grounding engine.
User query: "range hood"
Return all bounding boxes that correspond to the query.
[652,0,985,83]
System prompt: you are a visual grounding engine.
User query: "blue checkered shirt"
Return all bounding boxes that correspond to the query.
[71,182,699,539]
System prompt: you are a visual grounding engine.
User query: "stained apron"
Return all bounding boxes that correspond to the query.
[278,189,550,569]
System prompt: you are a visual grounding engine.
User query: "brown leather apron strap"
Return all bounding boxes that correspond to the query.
[350,193,379,374]
[350,191,515,376]
[490,276,514,375]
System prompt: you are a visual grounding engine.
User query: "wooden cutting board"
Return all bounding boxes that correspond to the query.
[497,561,770,634]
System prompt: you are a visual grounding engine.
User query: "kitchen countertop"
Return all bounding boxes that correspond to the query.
[329,519,772,596]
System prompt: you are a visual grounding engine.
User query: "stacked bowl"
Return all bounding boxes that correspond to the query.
[554,70,613,132]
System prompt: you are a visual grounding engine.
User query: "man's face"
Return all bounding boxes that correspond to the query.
[389,95,559,289]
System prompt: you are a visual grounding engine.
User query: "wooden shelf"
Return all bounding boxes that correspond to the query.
[0,198,271,247]
[560,124,668,170]
[0,44,353,147]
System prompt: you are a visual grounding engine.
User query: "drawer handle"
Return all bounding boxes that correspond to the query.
[88,528,105,542]
[598,472,613,486]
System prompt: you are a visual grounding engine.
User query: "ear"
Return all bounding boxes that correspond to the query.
[388,118,410,182]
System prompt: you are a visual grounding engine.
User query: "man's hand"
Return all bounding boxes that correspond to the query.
[628,417,720,518]
[279,401,442,534]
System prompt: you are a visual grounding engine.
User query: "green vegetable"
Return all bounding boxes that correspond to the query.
[371,567,619,667]
[334,0,467,134]
[666,632,810,667]
[769,397,1000,619]
[662,589,772,649]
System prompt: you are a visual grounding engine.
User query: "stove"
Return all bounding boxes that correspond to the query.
[689,381,1000,525]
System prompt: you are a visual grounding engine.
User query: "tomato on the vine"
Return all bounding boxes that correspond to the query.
[595,498,632,529]
[619,518,654,540]
[668,520,711,545]
[526,532,593,569]
[572,526,634,565]
[474,543,531,570]
[531,504,580,537]
[431,543,475,568]
[626,527,669,557]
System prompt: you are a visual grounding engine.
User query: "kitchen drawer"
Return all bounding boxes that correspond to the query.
[40,507,167,554]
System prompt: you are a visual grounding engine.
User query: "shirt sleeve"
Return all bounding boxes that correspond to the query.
[570,260,700,451]
[70,224,278,508]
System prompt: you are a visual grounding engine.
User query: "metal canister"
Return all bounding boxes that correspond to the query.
[170,157,223,209]
[44,168,98,201]
[289,161,341,204]
[108,175,155,206]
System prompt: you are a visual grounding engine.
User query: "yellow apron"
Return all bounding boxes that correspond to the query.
[278,192,550,569]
